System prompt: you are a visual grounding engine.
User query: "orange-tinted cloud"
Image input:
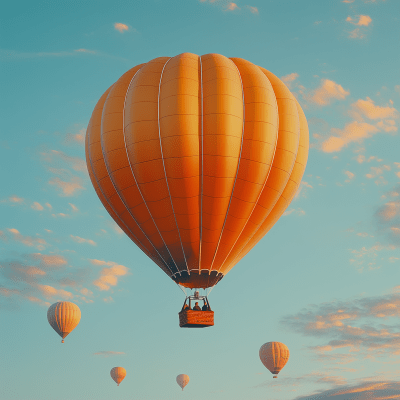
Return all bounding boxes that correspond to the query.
[70,235,96,246]
[91,259,129,291]
[281,72,299,88]
[247,5,258,14]
[293,381,400,400]
[3,228,47,250]
[49,177,84,196]
[346,15,372,26]
[350,97,398,121]
[225,2,239,10]
[31,202,44,211]
[321,121,378,153]
[307,79,350,106]
[114,23,129,33]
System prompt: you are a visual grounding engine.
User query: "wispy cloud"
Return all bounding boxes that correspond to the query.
[70,235,96,246]
[281,287,400,360]
[293,381,400,400]
[49,177,85,196]
[114,23,129,33]
[281,72,299,89]
[225,2,239,11]
[246,5,258,14]
[31,202,44,211]
[0,228,47,250]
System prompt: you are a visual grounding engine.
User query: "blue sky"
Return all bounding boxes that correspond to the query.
[1,0,400,399]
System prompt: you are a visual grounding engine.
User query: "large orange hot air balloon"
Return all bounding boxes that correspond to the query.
[47,301,81,343]
[259,342,290,378]
[110,367,126,386]
[86,52,308,296]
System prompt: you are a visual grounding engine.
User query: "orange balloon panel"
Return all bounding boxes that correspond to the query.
[86,53,309,289]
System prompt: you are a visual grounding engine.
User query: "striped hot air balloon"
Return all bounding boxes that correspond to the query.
[85,53,309,291]
[259,342,290,378]
[47,301,81,343]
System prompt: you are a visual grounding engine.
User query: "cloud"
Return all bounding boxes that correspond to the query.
[225,2,239,10]
[283,208,305,217]
[375,197,400,247]
[49,177,84,196]
[346,15,372,26]
[293,381,400,400]
[281,73,299,88]
[0,252,75,308]
[64,129,85,145]
[348,28,366,39]
[350,97,398,121]
[31,202,44,211]
[69,203,79,212]
[344,170,355,183]
[247,5,258,14]
[46,150,86,172]
[1,228,47,250]
[93,351,125,357]
[321,121,378,153]
[70,235,97,246]
[91,259,128,291]
[306,79,350,106]
[114,23,129,33]
[8,196,24,203]
[281,287,400,360]
[29,253,68,267]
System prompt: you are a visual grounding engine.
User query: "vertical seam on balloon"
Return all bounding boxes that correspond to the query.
[221,73,301,272]
[101,68,174,277]
[199,55,204,279]
[122,59,181,276]
[215,63,279,273]
[209,59,245,272]
[88,90,173,277]
[157,57,190,275]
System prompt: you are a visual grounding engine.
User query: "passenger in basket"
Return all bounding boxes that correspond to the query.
[193,302,201,311]
[202,300,209,311]
[183,303,190,311]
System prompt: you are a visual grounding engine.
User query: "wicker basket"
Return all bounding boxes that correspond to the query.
[179,310,214,328]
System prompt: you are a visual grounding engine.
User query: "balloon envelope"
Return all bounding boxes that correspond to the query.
[176,374,190,390]
[47,301,81,343]
[86,53,309,290]
[259,342,289,377]
[110,367,126,386]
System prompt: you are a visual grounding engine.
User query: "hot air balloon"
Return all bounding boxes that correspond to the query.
[259,342,289,378]
[110,367,126,386]
[176,374,190,391]
[47,301,81,343]
[85,53,309,327]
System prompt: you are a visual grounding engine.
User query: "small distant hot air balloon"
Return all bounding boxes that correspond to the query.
[47,301,81,343]
[110,367,126,386]
[176,374,190,391]
[259,342,289,378]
